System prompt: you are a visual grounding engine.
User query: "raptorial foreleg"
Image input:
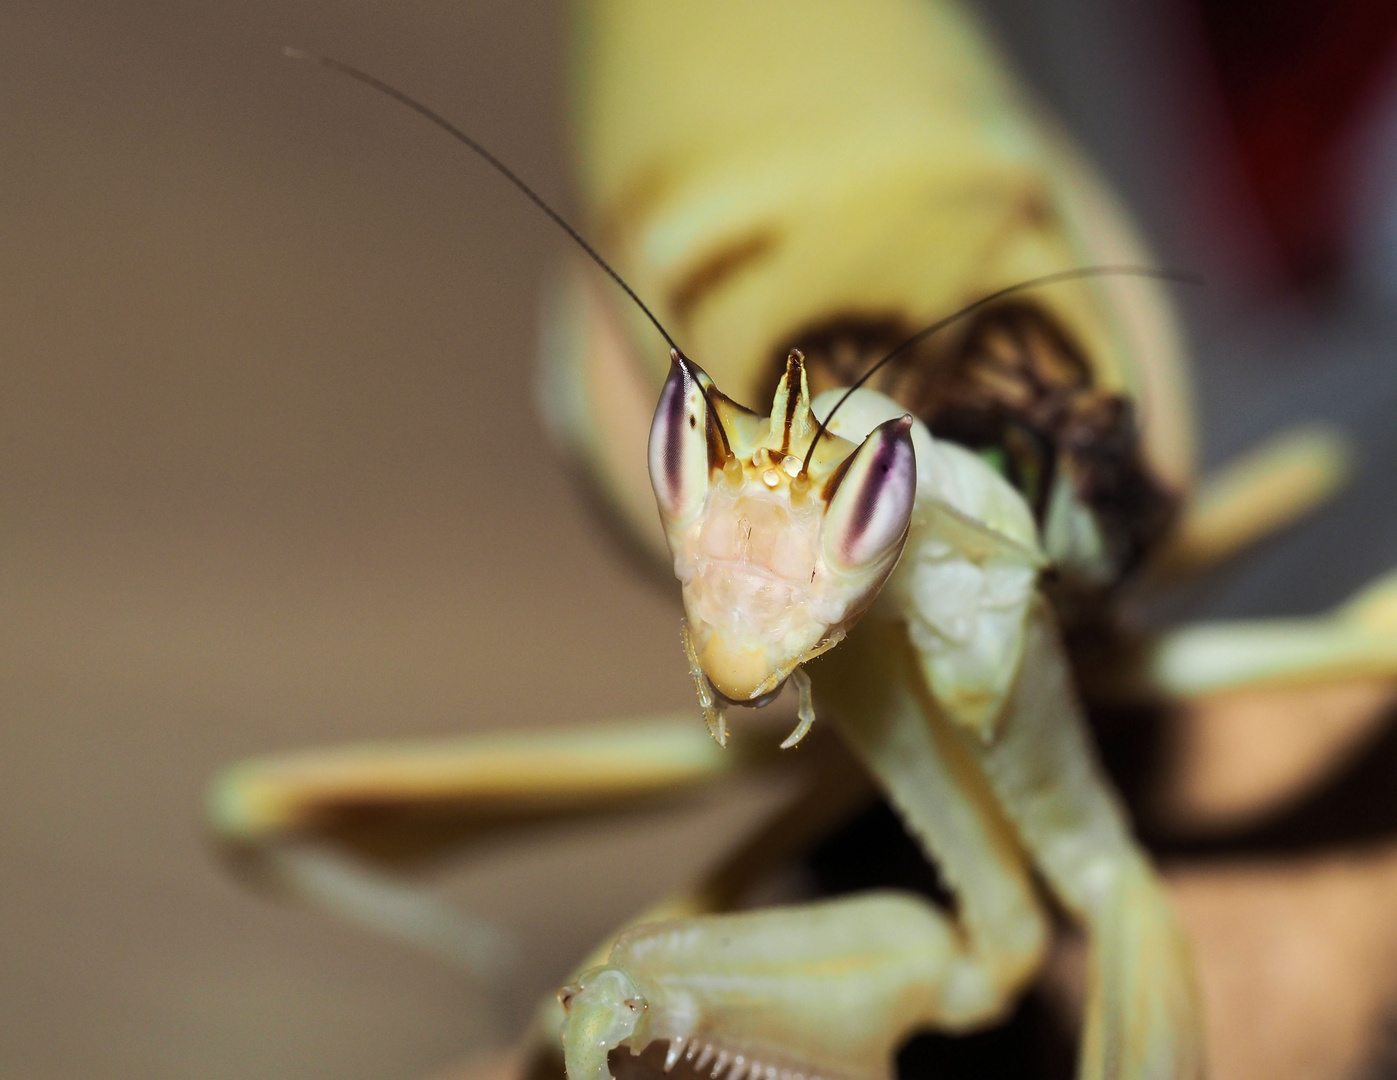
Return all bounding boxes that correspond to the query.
[558,622,1051,1080]
[562,892,984,1080]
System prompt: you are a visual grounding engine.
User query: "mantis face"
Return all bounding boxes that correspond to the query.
[648,348,915,742]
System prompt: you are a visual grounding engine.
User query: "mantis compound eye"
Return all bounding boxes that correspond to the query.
[648,351,720,530]
[822,415,916,575]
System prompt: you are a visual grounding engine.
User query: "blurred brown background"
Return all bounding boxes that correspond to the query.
[0,2,717,1077]
[5,2,1397,1079]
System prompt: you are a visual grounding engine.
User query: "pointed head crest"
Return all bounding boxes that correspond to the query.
[648,349,915,704]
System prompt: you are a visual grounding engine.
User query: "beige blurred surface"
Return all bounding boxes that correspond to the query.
[0,3,778,1077]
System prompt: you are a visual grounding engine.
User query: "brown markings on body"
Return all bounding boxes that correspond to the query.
[669,231,780,327]
[594,162,676,252]
[772,303,1178,589]
[779,349,804,454]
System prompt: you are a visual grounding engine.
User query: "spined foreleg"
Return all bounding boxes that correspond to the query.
[562,892,1001,1080]
[559,627,1051,1080]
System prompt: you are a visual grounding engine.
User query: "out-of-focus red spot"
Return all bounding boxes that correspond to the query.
[1192,0,1397,286]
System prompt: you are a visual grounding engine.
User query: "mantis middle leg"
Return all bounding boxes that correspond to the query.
[209,714,799,976]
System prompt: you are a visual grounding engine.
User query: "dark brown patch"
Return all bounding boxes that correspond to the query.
[1355,1011,1397,1080]
[705,407,731,472]
[819,448,856,506]
[769,303,1179,590]
[702,388,737,471]
[779,349,804,454]
[597,163,676,251]
[669,231,780,326]
[1019,187,1057,230]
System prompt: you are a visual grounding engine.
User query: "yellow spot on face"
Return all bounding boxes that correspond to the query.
[762,469,781,488]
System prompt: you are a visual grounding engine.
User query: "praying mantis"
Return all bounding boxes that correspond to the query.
[210,1,1397,1078]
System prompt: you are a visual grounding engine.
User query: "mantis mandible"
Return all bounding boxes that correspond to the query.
[210,2,1397,1078]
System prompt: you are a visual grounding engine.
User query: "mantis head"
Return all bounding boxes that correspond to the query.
[648,349,916,742]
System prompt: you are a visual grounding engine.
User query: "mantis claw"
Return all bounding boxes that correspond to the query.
[685,619,729,746]
[704,705,728,748]
[779,667,816,749]
[560,967,647,1080]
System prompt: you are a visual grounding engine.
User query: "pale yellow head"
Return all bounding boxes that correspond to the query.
[649,349,915,707]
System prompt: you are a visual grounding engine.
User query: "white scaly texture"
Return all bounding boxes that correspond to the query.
[812,388,1044,737]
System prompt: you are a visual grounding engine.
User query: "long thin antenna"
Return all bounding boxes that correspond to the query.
[802,264,1203,470]
[282,47,683,355]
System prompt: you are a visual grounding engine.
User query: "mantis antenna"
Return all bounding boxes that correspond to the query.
[282,47,687,357]
[801,264,1204,471]
[282,49,1200,475]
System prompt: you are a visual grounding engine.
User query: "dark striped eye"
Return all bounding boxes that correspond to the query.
[822,415,916,572]
[648,352,713,527]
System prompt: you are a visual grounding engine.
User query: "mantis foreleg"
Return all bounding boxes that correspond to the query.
[558,618,1050,1080]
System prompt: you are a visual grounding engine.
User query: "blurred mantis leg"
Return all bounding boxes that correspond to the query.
[263,838,519,978]
[1151,424,1352,581]
[1148,567,1397,698]
[977,602,1203,1080]
[209,714,787,979]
